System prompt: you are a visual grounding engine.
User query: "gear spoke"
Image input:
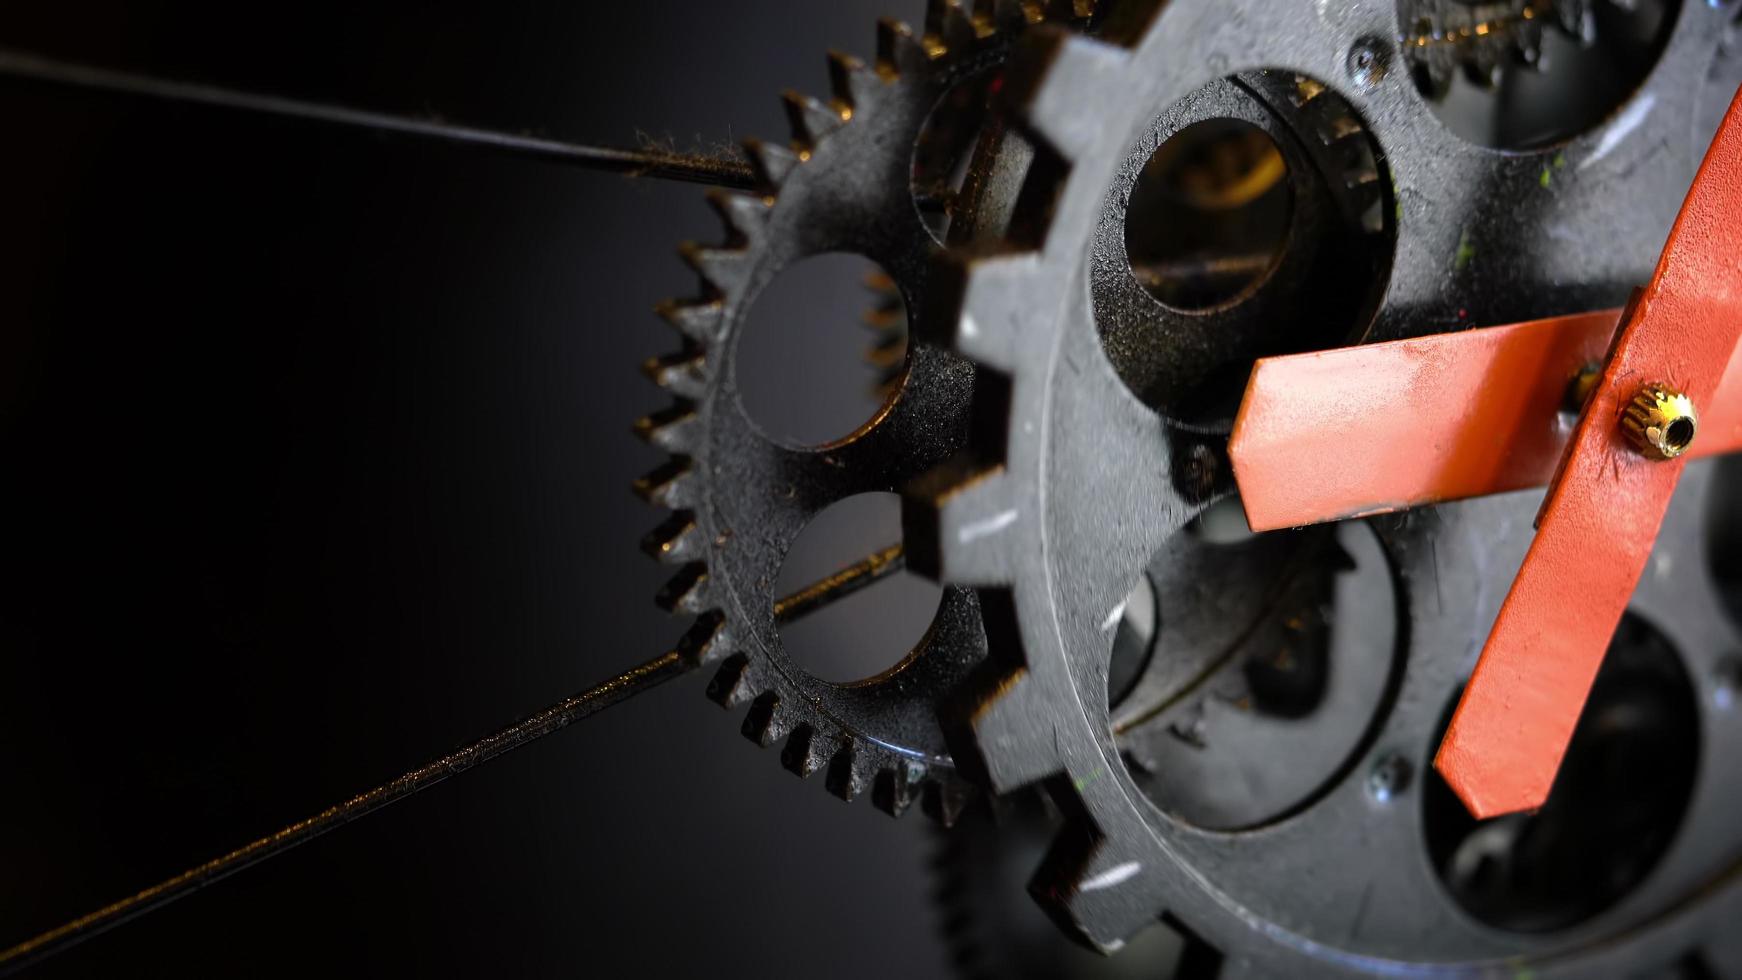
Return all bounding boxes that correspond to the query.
[0,47,756,188]
[0,651,694,975]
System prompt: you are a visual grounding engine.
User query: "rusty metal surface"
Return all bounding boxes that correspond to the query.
[1438,84,1742,818]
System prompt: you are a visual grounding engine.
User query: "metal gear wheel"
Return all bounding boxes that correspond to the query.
[1397,0,1583,95]
[633,0,1096,822]
[907,0,1742,971]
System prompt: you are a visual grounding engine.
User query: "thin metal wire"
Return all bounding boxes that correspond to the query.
[0,47,757,189]
[0,543,909,972]
[0,651,695,975]
[773,544,905,625]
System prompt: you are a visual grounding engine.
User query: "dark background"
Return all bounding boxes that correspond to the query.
[0,2,960,975]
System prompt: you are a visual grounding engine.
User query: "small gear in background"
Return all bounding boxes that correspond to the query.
[634,0,1097,824]
[1399,0,1580,96]
[1398,0,1683,148]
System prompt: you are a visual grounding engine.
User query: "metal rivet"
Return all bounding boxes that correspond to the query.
[1367,752,1414,803]
[1347,37,1390,87]
[1621,382,1698,460]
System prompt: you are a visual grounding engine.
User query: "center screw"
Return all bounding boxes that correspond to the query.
[1621,383,1698,460]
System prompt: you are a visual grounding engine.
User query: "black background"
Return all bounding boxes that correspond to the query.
[0,2,959,976]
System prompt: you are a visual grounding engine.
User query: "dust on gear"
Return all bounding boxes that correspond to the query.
[634,0,1097,823]
[907,0,1742,971]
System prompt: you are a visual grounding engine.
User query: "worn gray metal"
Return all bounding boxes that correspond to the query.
[635,0,1098,822]
[909,0,1742,971]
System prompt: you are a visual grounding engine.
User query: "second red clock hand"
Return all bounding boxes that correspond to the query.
[1230,84,1742,819]
[1436,85,1742,818]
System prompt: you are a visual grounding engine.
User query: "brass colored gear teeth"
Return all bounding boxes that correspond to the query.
[1282,74,1386,231]
[632,403,698,454]
[634,0,1095,825]
[654,562,712,615]
[862,272,908,399]
[639,512,704,565]
[783,90,850,151]
[631,457,698,509]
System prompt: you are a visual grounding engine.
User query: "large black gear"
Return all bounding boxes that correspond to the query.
[633,0,1096,822]
[906,0,1742,971]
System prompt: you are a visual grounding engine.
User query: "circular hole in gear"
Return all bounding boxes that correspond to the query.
[773,492,944,684]
[1108,574,1160,711]
[1398,0,1680,150]
[1095,73,1394,424]
[735,253,908,447]
[1708,456,1742,632]
[1423,611,1700,933]
[1107,517,1399,831]
[911,68,1004,245]
[1125,118,1293,311]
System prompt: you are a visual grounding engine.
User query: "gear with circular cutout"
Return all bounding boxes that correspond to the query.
[907,0,1742,971]
[633,0,1098,823]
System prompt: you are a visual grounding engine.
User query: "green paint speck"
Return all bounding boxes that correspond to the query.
[1539,167,1552,188]
[1554,152,1567,169]
[1074,767,1105,793]
[1454,230,1476,272]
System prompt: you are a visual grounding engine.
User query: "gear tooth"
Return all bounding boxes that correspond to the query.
[656,562,713,615]
[780,724,830,778]
[677,610,729,666]
[863,330,907,372]
[678,241,752,295]
[825,51,879,110]
[876,18,930,76]
[742,137,800,188]
[922,780,974,827]
[1319,111,1364,144]
[873,765,924,817]
[632,457,700,509]
[705,189,771,244]
[1346,163,1380,191]
[654,298,725,346]
[1033,830,1174,954]
[782,90,849,149]
[925,0,986,53]
[632,403,700,453]
[960,668,1067,792]
[1039,0,1095,21]
[862,304,904,333]
[705,651,755,707]
[825,742,870,802]
[640,349,708,400]
[1010,30,1131,163]
[640,512,705,565]
[742,691,787,747]
[904,464,1019,586]
[923,251,1043,371]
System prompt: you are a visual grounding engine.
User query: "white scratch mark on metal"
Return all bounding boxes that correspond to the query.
[1081,862,1142,892]
[1100,600,1128,633]
[1584,94,1654,169]
[958,509,1018,544]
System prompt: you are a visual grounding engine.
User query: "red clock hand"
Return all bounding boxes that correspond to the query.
[1437,87,1742,818]
[1230,85,1742,819]
[1229,310,1742,533]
